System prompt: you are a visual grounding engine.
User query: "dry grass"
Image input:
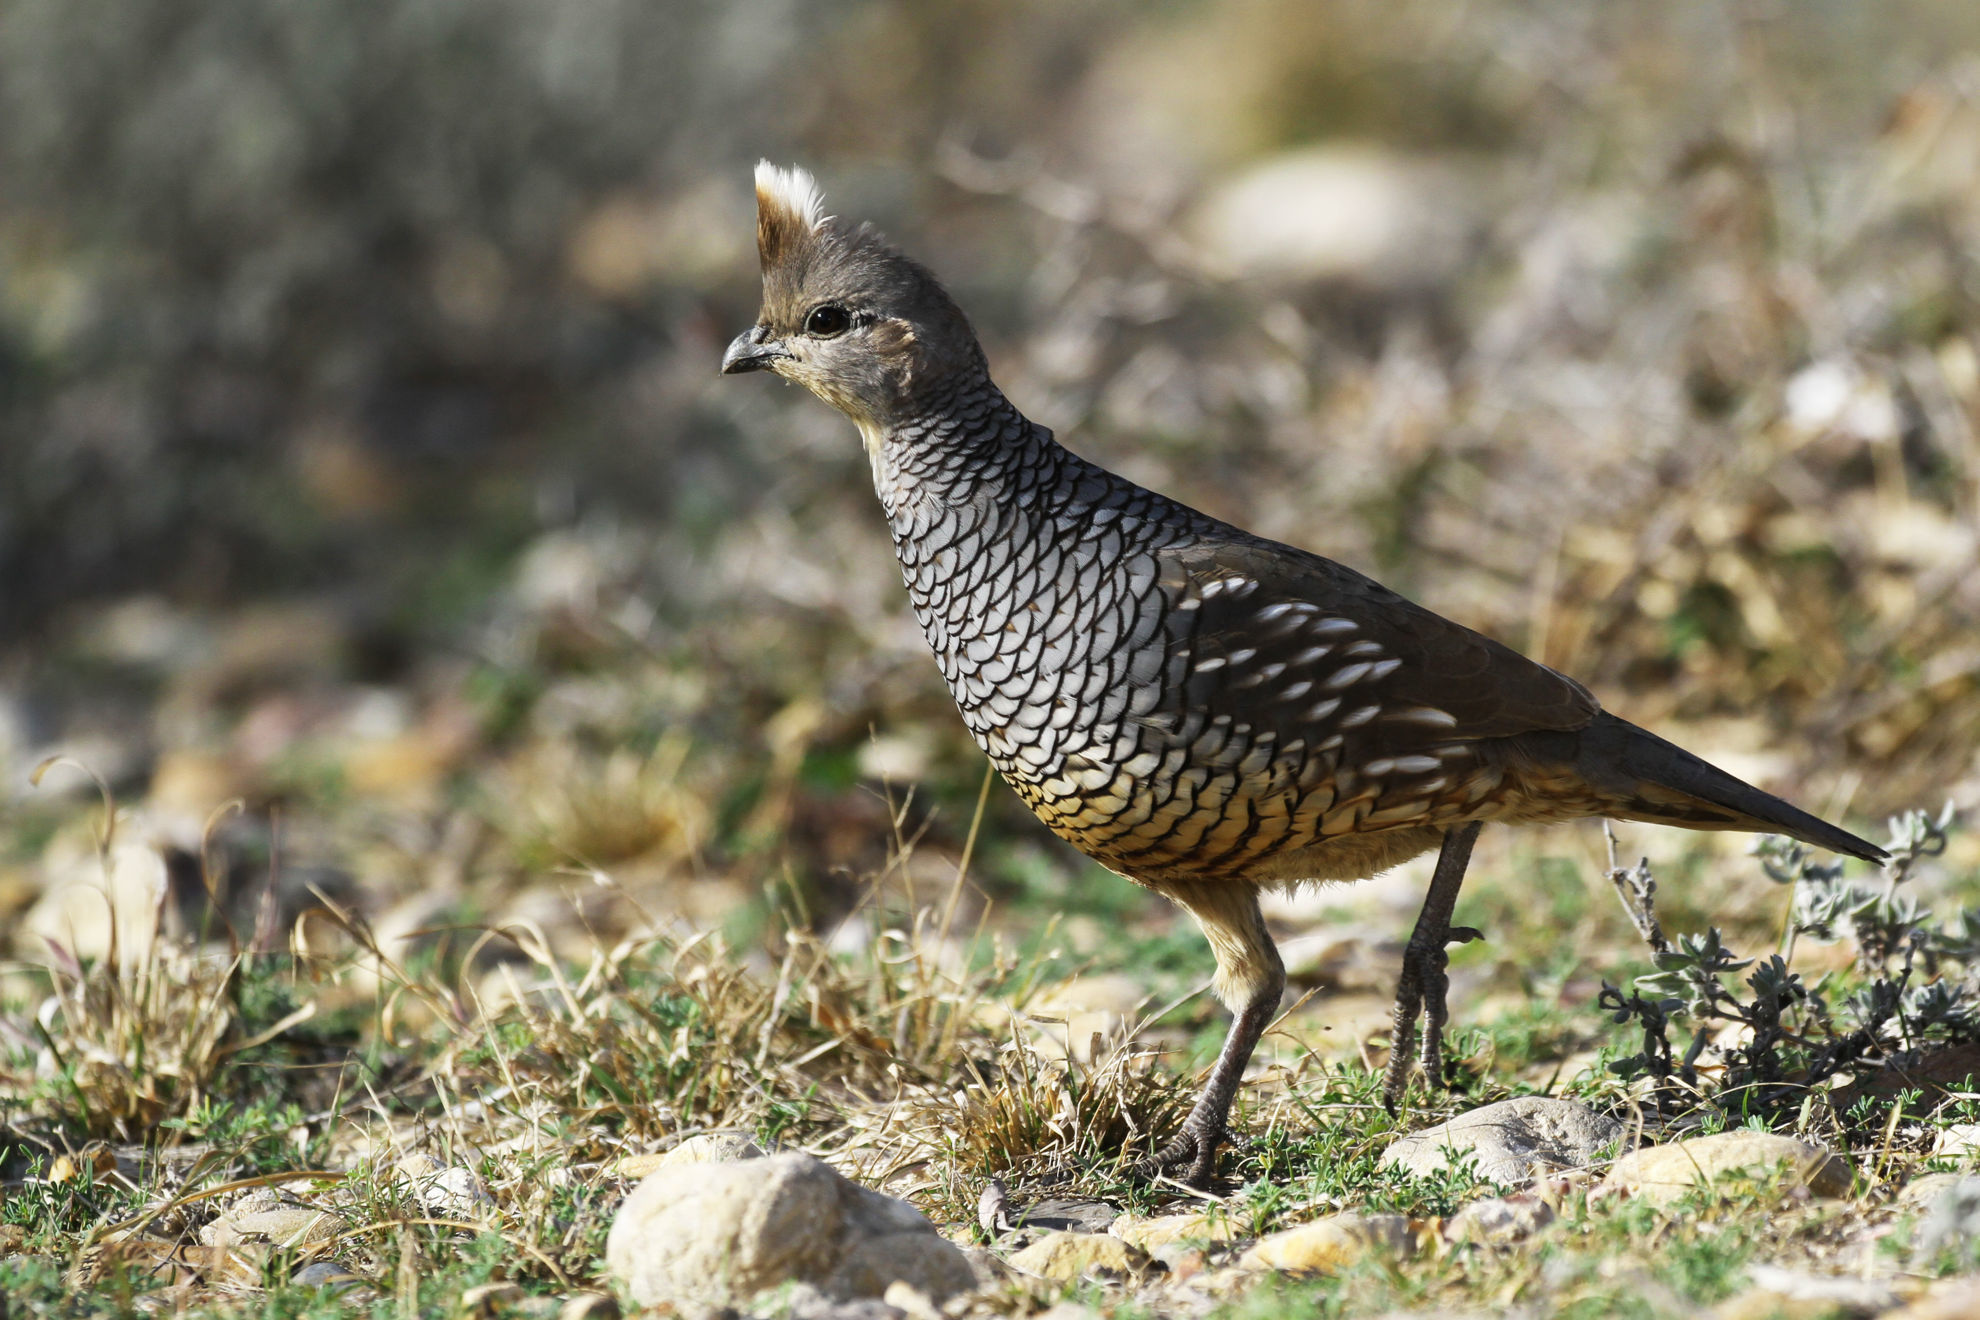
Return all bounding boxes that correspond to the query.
[3,781,1976,1319]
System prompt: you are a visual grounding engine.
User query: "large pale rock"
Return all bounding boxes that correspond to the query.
[1605,1132,1852,1205]
[604,1153,974,1308]
[1381,1097,1625,1185]
[1237,1212,1421,1274]
[1006,1231,1145,1281]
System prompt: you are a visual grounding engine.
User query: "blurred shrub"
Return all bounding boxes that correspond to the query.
[0,0,827,634]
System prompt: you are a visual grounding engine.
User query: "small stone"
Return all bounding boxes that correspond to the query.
[1006,1231,1146,1281]
[1237,1212,1421,1274]
[395,1153,496,1219]
[1895,1172,1967,1214]
[879,1281,940,1320]
[1380,1097,1625,1186]
[1931,1123,1980,1160]
[292,1260,368,1292]
[1109,1210,1242,1253]
[461,1282,526,1314]
[614,1134,767,1180]
[665,1132,768,1165]
[604,1152,975,1308]
[556,1295,620,1320]
[977,1178,1011,1236]
[1445,1193,1556,1246]
[1012,1198,1121,1235]
[1604,1132,1853,1205]
[1910,1175,1980,1260]
[200,1197,345,1250]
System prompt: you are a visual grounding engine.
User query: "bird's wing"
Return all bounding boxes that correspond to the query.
[1154,536,1599,754]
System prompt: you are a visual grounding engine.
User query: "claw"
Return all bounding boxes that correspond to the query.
[1134,1121,1225,1188]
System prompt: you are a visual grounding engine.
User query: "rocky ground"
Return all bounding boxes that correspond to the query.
[5,4,1980,1317]
[1,799,1979,1317]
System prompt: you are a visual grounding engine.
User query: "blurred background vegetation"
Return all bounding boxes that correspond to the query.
[2,0,1978,978]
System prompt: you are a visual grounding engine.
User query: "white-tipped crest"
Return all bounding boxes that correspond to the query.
[755,160,828,234]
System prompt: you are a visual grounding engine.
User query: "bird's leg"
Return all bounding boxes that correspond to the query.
[1383,821,1483,1112]
[1140,887,1285,1188]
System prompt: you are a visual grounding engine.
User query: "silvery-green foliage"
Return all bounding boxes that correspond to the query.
[1603,805,1973,1118]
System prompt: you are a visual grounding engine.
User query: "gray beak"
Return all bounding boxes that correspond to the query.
[721,326,788,375]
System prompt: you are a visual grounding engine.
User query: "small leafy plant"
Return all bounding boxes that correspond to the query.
[1599,805,1973,1123]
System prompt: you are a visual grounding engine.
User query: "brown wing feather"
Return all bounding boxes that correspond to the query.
[1167,538,1598,750]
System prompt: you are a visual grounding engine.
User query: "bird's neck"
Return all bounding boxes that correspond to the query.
[862,371,1066,526]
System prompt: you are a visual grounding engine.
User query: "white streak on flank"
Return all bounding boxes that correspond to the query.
[1193,656,1228,672]
[1390,755,1443,774]
[1343,639,1385,657]
[1304,697,1342,721]
[754,160,829,232]
[1390,706,1458,727]
[1340,704,1382,727]
[1365,657,1402,681]
[1312,617,1359,635]
[1325,661,1374,689]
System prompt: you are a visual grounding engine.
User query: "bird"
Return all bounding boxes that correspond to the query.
[721,162,1888,1188]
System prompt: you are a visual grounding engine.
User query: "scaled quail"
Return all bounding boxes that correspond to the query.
[722,163,1886,1187]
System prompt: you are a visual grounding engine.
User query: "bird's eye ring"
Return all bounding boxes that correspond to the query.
[804,304,853,338]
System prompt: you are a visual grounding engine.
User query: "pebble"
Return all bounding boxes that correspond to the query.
[395,1153,497,1219]
[1603,1132,1852,1205]
[1006,1230,1146,1281]
[615,1132,767,1179]
[199,1196,346,1251]
[1445,1192,1556,1246]
[1109,1209,1243,1253]
[1380,1096,1625,1186]
[1930,1123,1980,1161]
[1237,1212,1422,1274]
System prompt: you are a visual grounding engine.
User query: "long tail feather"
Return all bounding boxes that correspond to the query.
[1579,713,1888,863]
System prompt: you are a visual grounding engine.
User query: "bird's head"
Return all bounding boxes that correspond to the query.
[722,163,985,434]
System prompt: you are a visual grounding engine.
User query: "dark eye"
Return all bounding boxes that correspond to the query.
[804,304,852,338]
